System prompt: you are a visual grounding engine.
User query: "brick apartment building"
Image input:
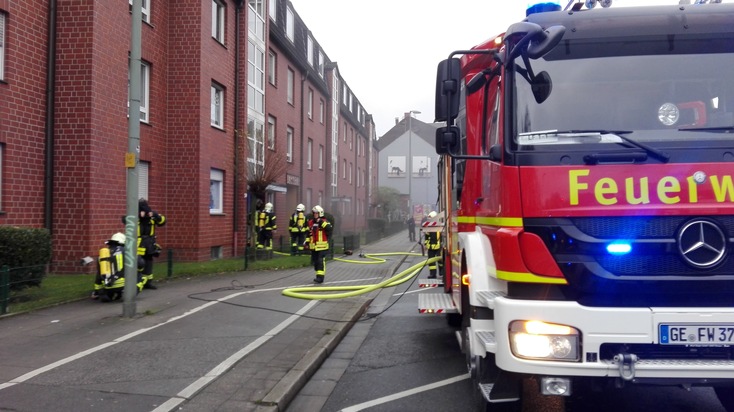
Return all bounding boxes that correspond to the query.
[0,0,377,273]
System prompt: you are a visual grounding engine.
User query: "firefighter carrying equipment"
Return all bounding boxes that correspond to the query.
[256,205,277,250]
[289,206,309,255]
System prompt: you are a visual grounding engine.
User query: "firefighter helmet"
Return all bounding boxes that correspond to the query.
[296,203,305,212]
[312,205,324,216]
[264,202,273,213]
[428,211,437,219]
[109,232,126,244]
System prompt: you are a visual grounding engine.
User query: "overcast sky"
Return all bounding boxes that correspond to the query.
[290,0,682,137]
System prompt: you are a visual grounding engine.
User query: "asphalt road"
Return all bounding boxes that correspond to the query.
[288,252,730,412]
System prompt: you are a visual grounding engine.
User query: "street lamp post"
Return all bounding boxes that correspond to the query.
[407,110,421,218]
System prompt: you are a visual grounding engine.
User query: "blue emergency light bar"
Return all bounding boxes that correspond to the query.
[526,1,562,15]
[606,242,632,255]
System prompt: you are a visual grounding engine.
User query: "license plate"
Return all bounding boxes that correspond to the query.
[659,324,734,345]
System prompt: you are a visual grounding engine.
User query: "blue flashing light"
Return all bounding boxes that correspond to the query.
[526,1,562,16]
[606,242,632,255]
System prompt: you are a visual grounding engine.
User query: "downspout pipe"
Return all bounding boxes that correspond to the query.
[233,0,244,251]
[44,0,58,233]
[300,71,309,203]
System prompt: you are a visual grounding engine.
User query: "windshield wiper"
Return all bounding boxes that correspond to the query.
[553,129,670,163]
[678,126,734,133]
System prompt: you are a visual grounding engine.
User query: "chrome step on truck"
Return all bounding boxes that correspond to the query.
[417,277,458,314]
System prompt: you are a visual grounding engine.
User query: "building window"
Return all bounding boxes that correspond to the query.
[210,168,224,214]
[342,159,346,179]
[307,89,313,119]
[211,82,225,128]
[268,50,276,85]
[307,138,313,170]
[318,52,324,77]
[211,246,223,259]
[268,0,276,21]
[287,68,294,105]
[319,99,324,124]
[247,117,264,165]
[287,126,294,162]
[319,144,324,170]
[0,13,4,81]
[138,161,150,200]
[286,7,294,42]
[128,61,150,123]
[307,36,314,66]
[248,0,265,41]
[248,41,265,114]
[267,115,276,150]
[212,0,225,44]
[129,0,150,23]
[349,162,353,184]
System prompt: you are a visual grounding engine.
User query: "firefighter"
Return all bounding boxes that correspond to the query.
[289,203,308,255]
[137,198,166,289]
[92,232,127,301]
[306,205,332,284]
[256,202,277,250]
[423,211,442,279]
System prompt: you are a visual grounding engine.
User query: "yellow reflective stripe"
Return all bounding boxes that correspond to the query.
[497,270,568,285]
[456,216,523,227]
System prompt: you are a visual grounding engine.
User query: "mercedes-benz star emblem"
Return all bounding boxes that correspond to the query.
[677,220,727,268]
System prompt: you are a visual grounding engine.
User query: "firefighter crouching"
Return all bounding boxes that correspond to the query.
[423,211,442,279]
[92,233,144,301]
[289,203,308,255]
[306,205,332,284]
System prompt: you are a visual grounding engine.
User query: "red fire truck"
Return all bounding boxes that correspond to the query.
[422,1,734,410]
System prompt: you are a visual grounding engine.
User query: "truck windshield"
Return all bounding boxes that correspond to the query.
[512,33,734,148]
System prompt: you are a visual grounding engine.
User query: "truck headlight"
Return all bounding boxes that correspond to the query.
[509,320,580,361]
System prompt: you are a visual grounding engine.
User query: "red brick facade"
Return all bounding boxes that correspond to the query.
[0,0,376,273]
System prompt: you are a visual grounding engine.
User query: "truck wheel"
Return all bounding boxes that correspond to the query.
[715,387,734,412]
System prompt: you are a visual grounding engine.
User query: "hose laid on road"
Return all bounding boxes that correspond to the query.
[281,255,440,300]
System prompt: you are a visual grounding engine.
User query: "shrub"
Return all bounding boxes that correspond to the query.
[0,226,51,290]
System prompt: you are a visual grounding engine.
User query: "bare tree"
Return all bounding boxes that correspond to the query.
[248,148,289,206]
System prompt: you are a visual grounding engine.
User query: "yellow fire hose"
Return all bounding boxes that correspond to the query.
[281,254,440,300]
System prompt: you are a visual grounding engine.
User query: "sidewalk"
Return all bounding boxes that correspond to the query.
[0,231,420,412]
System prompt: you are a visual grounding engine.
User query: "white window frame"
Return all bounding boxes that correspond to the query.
[138,161,150,200]
[286,126,294,162]
[212,0,225,44]
[248,41,265,114]
[129,0,150,23]
[307,89,313,119]
[210,168,224,214]
[307,36,314,66]
[248,0,265,41]
[307,138,313,170]
[128,60,150,123]
[268,50,276,85]
[318,52,324,78]
[247,116,265,166]
[267,115,276,150]
[319,144,324,170]
[319,99,324,124]
[286,7,294,42]
[268,0,276,21]
[287,68,294,105]
[211,82,225,128]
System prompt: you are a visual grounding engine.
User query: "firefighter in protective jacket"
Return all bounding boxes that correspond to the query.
[256,202,277,250]
[289,203,308,255]
[137,198,166,289]
[306,205,332,284]
[92,232,128,301]
[423,211,442,279]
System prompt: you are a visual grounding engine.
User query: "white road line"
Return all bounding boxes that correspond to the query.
[152,299,319,412]
[0,278,380,391]
[338,373,471,412]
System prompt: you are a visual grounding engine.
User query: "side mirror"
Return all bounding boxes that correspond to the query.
[435,58,461,123]
[531,71,553,104]
[435,126,461,155]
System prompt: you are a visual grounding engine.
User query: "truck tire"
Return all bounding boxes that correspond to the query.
[715,387,734,412]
